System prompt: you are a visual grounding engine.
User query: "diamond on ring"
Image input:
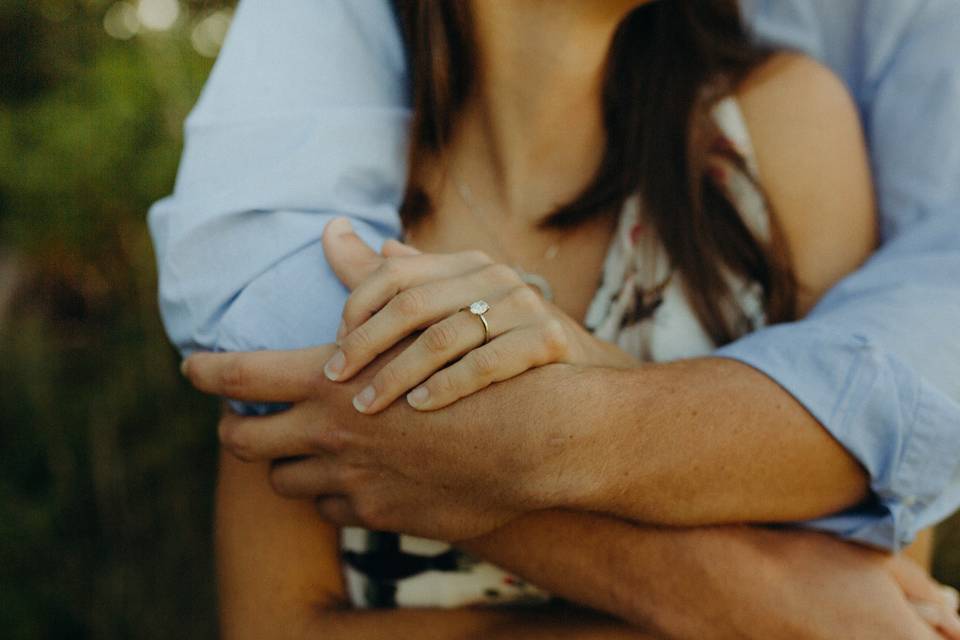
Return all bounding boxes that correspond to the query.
[464,300,491,344]
[469,300,490,315]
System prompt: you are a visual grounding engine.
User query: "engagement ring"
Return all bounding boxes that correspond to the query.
[466,300,490,344]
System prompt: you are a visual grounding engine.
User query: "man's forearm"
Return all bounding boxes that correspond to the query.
[458,511,730,638]
[457,511,935,640]
[536,358,868,527]
[190,346,868,531]
[289,606,652,640]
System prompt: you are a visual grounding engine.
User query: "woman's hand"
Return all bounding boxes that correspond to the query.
[320,218,636,414]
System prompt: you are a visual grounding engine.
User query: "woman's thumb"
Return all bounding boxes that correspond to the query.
[321,218,382,290]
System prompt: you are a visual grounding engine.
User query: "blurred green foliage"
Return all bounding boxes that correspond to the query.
[0,1,957,639]
[0,1,229,637]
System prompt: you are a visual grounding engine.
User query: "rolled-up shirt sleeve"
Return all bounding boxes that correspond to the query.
[148,0,409,356]
[716,215,960,549]
[151,0,960,548]
[722,0,960,550]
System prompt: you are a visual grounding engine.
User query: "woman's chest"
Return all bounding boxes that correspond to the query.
[405,210,618,324]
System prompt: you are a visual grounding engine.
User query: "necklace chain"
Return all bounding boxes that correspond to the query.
[451,174,562,301]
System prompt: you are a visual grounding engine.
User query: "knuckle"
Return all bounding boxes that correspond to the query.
[422,321,458,354]
[428,372,455,399]
[219,359,250,396]
[468,348,500,378]
[539,319,569,360]
[338,464,371,494]
[464,249,493,266]
[342,323,374,356]
[315,497,353,527]
[379,257,404,280]
[341,297,363,327]
[217,421,235,449]
[482,263,519,286]
[268,466,293,496]
[509,285,541,311]
[313,426,350,454]
[306,416,361,454]
[221,427,254,461]
[391,288,425,319]
[372,364,403,394]
[354,496,390,530]
[303,422,333,453]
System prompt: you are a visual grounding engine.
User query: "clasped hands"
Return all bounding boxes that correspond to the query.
[183,218,621,540]
[182,219,960,638]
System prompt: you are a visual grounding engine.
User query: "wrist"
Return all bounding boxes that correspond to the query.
[528,365,632,513]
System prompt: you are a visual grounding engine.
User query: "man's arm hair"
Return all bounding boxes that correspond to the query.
[216,450,651,640]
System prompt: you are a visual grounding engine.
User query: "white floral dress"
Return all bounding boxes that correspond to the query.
[341,96,771,609]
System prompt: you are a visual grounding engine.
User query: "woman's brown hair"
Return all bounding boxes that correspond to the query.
[392,0,796,344]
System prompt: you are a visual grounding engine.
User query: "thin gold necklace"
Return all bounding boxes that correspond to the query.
[451,174,562,302]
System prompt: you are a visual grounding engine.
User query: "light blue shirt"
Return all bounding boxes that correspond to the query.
[149,0,960,551]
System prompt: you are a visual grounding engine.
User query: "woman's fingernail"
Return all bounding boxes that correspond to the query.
[336,321,347,343]
[353,386,376,412]
[324,351,346,381]
[407,386,430,408]
[179,359,190,376]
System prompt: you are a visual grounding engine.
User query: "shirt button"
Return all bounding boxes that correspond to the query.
[903,496,918,507]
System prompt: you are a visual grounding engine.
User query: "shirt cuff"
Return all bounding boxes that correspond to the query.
[715,321,960,550]
[211,219,392,416]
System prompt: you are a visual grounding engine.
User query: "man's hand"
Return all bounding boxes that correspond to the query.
[182,216,608,541]
[460,514,960,640]
[183,342,600,541]
[679,528,960,639]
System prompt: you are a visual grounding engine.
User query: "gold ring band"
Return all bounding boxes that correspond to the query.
[463,300,491,344]
[475,312,489,344]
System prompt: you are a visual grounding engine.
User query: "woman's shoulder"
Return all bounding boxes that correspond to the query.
[732,52,877,315]
[733,52,865,175]
[736,52,852,113]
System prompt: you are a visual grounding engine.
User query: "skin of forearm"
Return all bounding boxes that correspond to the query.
[216,453,652,640]
[281,606,653,640]
[457,510,702,636]
[543,357,869,526]
[193,339,867,531]
[457,512,940,640]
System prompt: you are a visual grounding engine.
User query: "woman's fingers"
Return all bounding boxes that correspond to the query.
[348,301,499,414]
[339,251,503,338]
[331,273,485,381]
[354,285,565,413]
[329,264,523,383]
[405,323,563,412]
